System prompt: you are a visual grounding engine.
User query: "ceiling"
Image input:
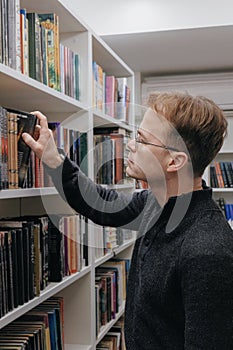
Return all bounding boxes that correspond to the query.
[63,0,233,77]
[102,25,233,76]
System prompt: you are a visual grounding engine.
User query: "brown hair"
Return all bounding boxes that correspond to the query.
[147,92,228,176]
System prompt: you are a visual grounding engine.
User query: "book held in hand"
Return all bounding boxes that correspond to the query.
[6,108,37,188]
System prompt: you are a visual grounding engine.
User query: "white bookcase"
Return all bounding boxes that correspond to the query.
[0,0,135,349]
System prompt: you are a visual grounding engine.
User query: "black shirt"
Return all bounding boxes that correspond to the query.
[47,157,233,349]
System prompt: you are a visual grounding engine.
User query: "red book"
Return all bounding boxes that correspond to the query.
[110,133,124,184]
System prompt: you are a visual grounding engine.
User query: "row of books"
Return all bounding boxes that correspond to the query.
[0,0,21,71]
[49,122,88,177]
[0,214,88,319]
[1,2,80,99]
[94,224,135,260]
[95,258,130,336]
[0,104,136,190]
[97,315,126,350]
[49,123,132,186]
[0,105,134,190]
[0,106,90,190]
[216,198,233,229]
[210,161,233,188]
[0,296,64,349]
[0,107,37,190]
[93,61,131,122]
[94,127,131,185]
[26,10,80,99]
[0,106,56,190]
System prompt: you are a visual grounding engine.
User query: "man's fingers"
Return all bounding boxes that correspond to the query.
[30,111,48,129]
[34,125,41,141]
[22,132,38,153]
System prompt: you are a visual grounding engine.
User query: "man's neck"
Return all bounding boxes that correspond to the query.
[149,176,203,208]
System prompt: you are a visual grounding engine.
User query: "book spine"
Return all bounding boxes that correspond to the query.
[33,223,41,297]
[219,161,228,188]
[28,222,35,300]
[48,217,63,282]
[2,0,8,66]
[27,12,37,79]
[5,231,14,312]
[3,108,8,189]
[7,0,16,69]
[74,53,80,100]
[16,228,25,305]
[15,110,37,188]
[11,230,19,308]
[0,232,7,315]
[116,77,127,121]
[22,226,30,303]
[7,112,14,189]
[0,109,2,189]
[15,0,21,71]
[225,162,233,188]
[105,76,115,118]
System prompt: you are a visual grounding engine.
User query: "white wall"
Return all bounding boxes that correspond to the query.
[63,0,233,35]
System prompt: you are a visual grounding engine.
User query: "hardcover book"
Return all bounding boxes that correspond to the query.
[6,108,37,188]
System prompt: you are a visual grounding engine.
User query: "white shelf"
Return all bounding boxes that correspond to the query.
[93,109,134,131]
[218,151,233,154]
[65,345,92,350]
[0,266,91,329]
[94,239,135,269]
[212,188,233,192]
[92,34,133,77]
[95,252,114,268]
[113,239,136,256]
[101,183,134,190]
[0,187,58,199]
[0,64,86,119]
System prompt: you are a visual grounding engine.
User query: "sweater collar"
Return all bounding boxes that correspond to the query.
[156,180,212,233]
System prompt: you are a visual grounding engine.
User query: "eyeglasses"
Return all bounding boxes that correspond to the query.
[135,136,180,152]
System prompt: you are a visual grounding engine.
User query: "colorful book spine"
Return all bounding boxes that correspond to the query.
[105,75,117,118]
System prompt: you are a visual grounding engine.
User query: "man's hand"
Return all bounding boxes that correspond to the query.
[22,111,64,169]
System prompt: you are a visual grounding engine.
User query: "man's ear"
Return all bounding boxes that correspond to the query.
[167,152,189,173]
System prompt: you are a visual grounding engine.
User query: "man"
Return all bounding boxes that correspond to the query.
[23,92,233,349]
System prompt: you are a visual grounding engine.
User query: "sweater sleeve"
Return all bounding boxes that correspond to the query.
[45,155,148,229]
[180,229,233,349]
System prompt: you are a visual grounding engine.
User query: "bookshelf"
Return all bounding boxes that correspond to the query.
[209,111,233,224]
[0,0,135,349]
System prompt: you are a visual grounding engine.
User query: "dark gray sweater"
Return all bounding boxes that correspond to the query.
[47,157,233,349]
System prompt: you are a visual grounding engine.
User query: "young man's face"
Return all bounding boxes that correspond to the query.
[126,108,173,184]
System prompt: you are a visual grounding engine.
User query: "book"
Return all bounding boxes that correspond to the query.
[105,76,118,118]
[38,13,60,91]
[116,77,128,122]
[0,222,26,306]
[7,112,18,189]
[111,315,126,350]
[6,109,37,188]
[24,311,51,350]
[94,127,131,185]
[27,12,42,81]
[0,107,8,189]
[48,216,63,282]
[20,8,29,75]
